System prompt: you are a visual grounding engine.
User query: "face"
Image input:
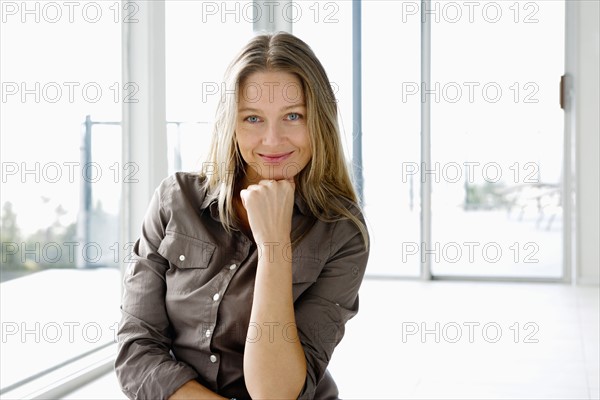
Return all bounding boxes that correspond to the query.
[235,70,312,185]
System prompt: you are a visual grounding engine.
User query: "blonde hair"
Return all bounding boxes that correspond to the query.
[202,31,368,250]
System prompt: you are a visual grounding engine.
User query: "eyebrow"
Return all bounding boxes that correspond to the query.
[238,104,306,114]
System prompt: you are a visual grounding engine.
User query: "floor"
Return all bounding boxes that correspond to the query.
[62,278,599,400]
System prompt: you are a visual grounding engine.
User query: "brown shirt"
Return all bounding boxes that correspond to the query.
[115,172,369,400]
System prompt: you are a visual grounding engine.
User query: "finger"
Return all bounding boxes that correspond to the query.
[239,189,249,208]
[258,179,276,186]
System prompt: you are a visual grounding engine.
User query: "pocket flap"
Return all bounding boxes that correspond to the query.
[158,231,216,269]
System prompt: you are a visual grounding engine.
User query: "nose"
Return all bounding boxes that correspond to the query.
[261,121,284,146]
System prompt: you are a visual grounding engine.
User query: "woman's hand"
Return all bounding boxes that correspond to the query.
[240,179,295,244]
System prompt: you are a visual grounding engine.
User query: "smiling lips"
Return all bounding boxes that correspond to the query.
[258,151,294,163]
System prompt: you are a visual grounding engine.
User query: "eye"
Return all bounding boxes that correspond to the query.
[245,115,260,123]
[287,113,303,121]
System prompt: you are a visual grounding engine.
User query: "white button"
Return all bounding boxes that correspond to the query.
[179,255,185,261]
[213,293,220,301]
[209,354,217,363]
[205,329,211,338]
[229,264,237,270]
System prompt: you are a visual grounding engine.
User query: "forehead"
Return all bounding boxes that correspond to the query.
[238,71,304,107]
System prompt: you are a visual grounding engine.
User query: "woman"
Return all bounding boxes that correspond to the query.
[115,31,369,400]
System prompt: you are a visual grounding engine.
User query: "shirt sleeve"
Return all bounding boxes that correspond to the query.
[294,212,370,399]
[114,179,199,400]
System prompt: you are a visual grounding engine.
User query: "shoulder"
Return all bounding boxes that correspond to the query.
[155,172,207,200]
[154,172,211,211]
[327,194,367,233]
[294,189,368,256]
[338,195,365,220]
[320,194,369,256]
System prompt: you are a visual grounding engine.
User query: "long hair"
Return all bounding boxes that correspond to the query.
[202,31,368,250]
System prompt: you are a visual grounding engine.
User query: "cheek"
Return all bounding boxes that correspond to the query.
[301,133,312,156]
[305,135,312,152]
[299,140,312,168]
[236,133,253,155]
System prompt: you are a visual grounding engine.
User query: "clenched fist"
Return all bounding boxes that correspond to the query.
[239,179,295,244]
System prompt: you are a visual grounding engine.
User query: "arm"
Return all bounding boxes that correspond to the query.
[168,380,228,400]
[240,180,307,399]
[115,179,224,400]
[293,210,370,399]
[244,239,307,398]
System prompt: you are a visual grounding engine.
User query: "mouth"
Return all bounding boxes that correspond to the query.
[258,151,294,163]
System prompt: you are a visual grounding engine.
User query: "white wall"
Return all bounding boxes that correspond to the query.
[576,0,600,285]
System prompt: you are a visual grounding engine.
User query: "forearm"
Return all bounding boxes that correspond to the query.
[243,239,307,399]
[168,379,228,400]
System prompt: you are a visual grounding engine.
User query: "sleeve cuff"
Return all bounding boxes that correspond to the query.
[136,360,199,400]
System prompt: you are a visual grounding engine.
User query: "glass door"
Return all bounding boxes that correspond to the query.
[430,0,565,278]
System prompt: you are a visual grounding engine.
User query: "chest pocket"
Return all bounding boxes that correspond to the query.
[159,231,216,294]
[158,230,216,269]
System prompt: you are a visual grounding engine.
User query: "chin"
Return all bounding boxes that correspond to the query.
[249,162,302,181]
[247,160,303,182]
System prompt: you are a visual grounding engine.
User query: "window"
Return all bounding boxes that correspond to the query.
[165,0,253,173]
[1,1,122,392]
